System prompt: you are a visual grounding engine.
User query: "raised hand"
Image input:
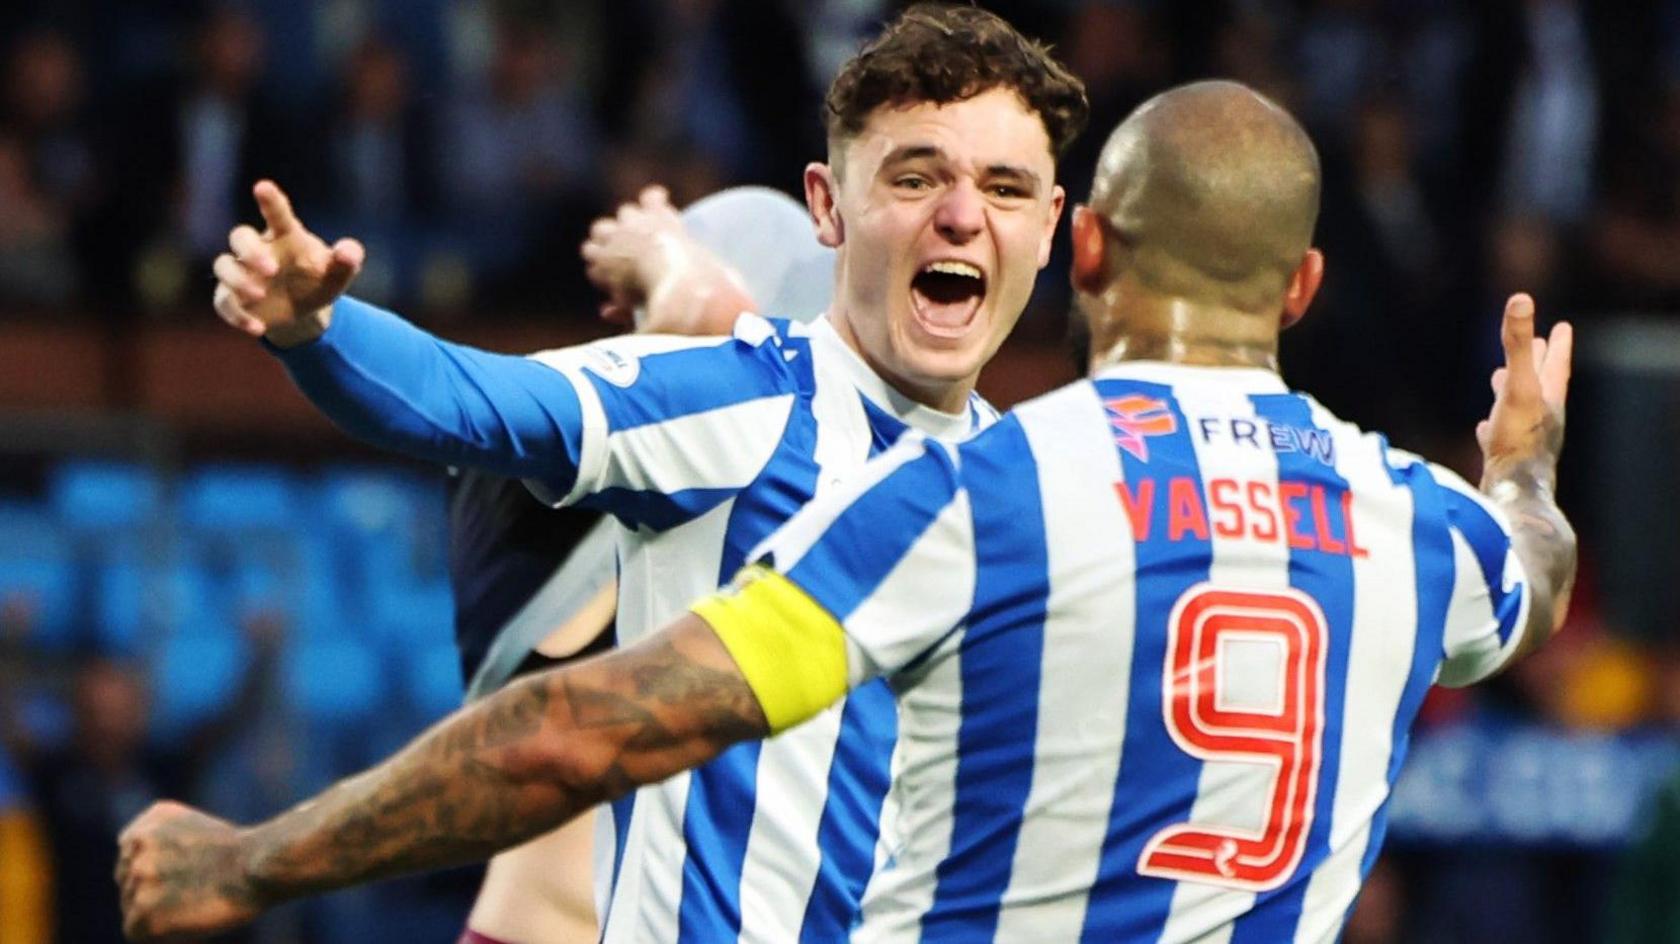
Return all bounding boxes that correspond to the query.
[1476,293,1573,484]
[116,801,267,941]
[1474,293,1577,652]
[580,184,686,326]
[213,180,366,347]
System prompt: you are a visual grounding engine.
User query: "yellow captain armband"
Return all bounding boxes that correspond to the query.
[691,564,849,734]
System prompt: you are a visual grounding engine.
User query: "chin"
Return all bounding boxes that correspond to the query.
[898,342,985,389]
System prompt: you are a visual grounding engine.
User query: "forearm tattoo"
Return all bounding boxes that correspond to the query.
[240,618,767,900]
[1482,423,1577,657]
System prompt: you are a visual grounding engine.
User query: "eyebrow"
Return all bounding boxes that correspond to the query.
[984,164,1043,190]
[879,145,1044,189]
[879,144,946,168]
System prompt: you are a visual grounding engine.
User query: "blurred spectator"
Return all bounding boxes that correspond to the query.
[322,37,436,229]
[1295,0,1385,138]
[173,7,289,260]
[442,22,596,223]
[90,5,300,311]
[2,30,96,211]
[0,24,92,308]
[1591,81,1680,310]
[1035,1,1168,338]
[1497,0,1599,225]
[0,133,75,305]
[1284,94,1451,443]
[1208,3,1295,108]
[441,17,600,307]
[10,644,276,943]
[310,36,439,307]
[0,742,49,944]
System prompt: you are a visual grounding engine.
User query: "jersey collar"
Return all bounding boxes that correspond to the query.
[808,315,979,442]
[1093,359,1291,394]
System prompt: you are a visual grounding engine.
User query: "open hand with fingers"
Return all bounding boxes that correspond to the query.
[1474,292,1578,652]
[115,800,267,942]
[213,180,366,348]
[580,184,686,326]
[1476,293,1573,486]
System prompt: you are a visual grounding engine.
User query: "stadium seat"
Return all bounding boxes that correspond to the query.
[91,546,147,657]
[48,460,163,532]
[368,577,455,650]
[0,506,80,651]
[283,638,385,727]
[178,465,301,533]
[150,629,250,742]
[405,643,464,722]
[313,467,448,593]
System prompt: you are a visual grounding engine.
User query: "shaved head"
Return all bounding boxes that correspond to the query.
[1088,80,1320,313]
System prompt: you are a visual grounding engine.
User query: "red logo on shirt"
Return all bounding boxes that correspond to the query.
[1105,395,1178,461]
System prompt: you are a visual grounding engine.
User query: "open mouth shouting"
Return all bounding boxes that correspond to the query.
[910,260,988,340]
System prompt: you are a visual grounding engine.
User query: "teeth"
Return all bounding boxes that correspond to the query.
[924,261,983,280]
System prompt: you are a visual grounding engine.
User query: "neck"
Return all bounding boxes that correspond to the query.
[1084,287,1280,375]
[827,303,976,415]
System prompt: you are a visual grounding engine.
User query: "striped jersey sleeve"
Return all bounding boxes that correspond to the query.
[747,430,978,686]
[524,314,806,529]
[275,297,805,532]
[1422,460,1533,687]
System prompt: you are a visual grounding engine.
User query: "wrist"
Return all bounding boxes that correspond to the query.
[1480,453,1558,498]
[236,823,299,906]
[634,232,687,293]
[264,305,333,348]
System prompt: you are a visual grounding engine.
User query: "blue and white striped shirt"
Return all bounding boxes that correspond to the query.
[748,361,1529,943]
[274,297,997,942]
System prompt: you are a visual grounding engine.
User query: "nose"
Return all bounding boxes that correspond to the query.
[933,180,985,245]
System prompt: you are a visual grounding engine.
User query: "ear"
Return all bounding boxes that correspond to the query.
[1281,248,1324,330]
[1038,184,1066,268]
[804,162,844,248]
[1070,205,1108,295]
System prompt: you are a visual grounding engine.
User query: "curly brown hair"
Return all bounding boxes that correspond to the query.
[824,3,1089,163]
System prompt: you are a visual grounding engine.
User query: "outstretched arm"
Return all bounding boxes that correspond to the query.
[1476,293,1576,660]
[212,181,592,484]
[117,614,767,942]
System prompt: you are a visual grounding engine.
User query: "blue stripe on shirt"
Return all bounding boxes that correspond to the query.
[781,443,963,624]
[920,416,1048,942]
[1081,380,1214,943]
[1228,395,1357,942]
[1355,445,1454,895]
[1440,488,1524,646]
[799,680,897,943]
[676,335,819,942]
[579,485,740,532]
[586,337,796,434]
[797,399,914,942]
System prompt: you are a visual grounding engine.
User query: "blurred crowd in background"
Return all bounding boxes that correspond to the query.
[5,1,1680,942]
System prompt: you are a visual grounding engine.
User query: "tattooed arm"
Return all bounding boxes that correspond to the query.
[116,615,766,942]
[1476,294,1577,661]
